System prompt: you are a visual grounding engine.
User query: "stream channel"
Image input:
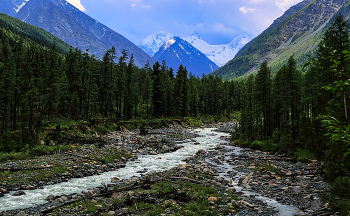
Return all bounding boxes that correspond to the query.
[1,127,302,215]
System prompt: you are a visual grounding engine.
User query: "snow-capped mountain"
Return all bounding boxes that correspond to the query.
[138,31,174,57]
[184,32,250,67]
[153,37,219,77]
[0,0,154,67]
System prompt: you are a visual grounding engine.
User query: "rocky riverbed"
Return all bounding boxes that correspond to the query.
[0,121,334,215]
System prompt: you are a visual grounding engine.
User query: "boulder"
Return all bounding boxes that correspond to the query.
[111,177,120,183]
[13,191,26,196]
[0,188,8,193]
[54,198,64,203]
[46,195,55,201]
[161,145,169,152]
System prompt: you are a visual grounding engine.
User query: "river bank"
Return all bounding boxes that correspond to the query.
[0,121,334,215]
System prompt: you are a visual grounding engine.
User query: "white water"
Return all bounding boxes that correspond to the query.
[0,128,222,211]
[0,128,302,215]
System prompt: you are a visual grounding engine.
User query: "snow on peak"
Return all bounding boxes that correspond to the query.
[164,38,176,50]
[139,31,174,56]
[184,33,251,66]
[13,0,30,13]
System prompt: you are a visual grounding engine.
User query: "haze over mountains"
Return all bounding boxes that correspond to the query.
[212,0,350,80]
[0,0,153,67]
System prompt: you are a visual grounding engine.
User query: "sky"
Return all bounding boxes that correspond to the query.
[66,0,303,45]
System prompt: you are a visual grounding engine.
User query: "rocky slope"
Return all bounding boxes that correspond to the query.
[212,0,348,80]
[0,0,154,67]
[153,37,219,76]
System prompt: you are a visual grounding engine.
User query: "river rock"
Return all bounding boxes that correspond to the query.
[263,175,271,179]
[46,195,55,201]
[227,187,236,192]
[223,178,232,185]
[54,198,64,203]
[235,200,255,208]
[268,180,277,186]
[130,177,139,182]
[0,188,8,193]
[146,170,157,176]
[111,177,120,183]
[304,194,314,199]
[0,192,4,197]
[13,191,26,196]
[82,190,94,196]
[26,185,35,190]
[61,195,69,201]
[161,145,169,152]
[108,211,116,215]
[15,211,27,216]
[203,168,210,173]
[150,151,157,155]
[111,193,120,199]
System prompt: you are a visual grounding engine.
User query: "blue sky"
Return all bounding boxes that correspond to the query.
[67,0,303,45]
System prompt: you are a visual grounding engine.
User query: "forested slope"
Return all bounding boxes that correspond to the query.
[0,13,70,54]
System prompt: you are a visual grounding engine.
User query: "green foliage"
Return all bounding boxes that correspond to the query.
[294,149,315,163]
[330,176,350,198]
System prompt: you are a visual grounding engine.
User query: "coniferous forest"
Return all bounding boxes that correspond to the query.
[1,9,350,212]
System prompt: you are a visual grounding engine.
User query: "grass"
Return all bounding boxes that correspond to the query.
[0,166,69,184]
[294,148,315,163]
[0,144,76,162]
[93,149,130,163]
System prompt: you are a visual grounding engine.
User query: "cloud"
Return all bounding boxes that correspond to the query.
[250,0,266,3]
[239,6,256,14]
[131,4,136,7]
[275,0,301,10]
[66,0,86,11]
[141,4,152,9]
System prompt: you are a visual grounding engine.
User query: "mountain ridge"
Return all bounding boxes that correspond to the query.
[0,0,154,67]
[153,36,219,77]
[212,0,347,80]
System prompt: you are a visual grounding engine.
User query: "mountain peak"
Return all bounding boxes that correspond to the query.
[139,31,174,57]
[189,31,201,39]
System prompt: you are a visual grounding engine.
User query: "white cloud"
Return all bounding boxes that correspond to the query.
[66,0,86,12]
[141,4,152,9]
[131,3,136,7]
[250,0,266,4]
[239,6,256,14]
[275,0,301,11]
